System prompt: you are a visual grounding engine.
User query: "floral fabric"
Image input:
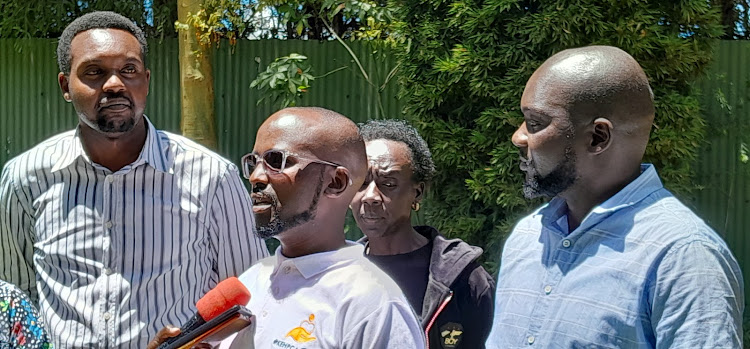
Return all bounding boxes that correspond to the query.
[0,281,52,349]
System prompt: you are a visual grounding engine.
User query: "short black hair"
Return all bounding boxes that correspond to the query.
[359,119,436,184]
[57,11,148,74]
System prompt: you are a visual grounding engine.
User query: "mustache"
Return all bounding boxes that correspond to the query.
[97,93,132,110]
[252,190,280,209]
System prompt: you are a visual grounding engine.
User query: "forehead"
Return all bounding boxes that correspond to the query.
[254,114,313,153]
[520,70,573,120]
[69,28,142,67]
[366,139,412,168]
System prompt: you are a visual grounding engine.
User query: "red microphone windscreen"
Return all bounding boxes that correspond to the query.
[196,277,251,321]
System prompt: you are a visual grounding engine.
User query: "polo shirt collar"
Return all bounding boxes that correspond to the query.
[273,242,364,279]
[51,116,172,173]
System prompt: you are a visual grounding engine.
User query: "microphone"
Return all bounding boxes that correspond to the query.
[159,277,253,349]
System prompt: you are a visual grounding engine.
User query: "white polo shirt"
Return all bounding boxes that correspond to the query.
[219,241,425,348]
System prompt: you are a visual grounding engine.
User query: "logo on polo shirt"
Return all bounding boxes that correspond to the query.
[440,322,464,349]
[285,314,317,343]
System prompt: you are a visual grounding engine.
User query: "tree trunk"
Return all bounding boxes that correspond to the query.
[177,0,218,149]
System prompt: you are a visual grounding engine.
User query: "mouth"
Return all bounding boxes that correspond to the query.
[98,97,132,112]
[518,156,529,170]
[358,214,383,224]
[251,194,275,213]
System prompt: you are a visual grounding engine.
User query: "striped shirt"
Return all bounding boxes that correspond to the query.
[486,164,744,348]
[0,117,269,348]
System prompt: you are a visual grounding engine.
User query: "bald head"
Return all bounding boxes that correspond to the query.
[259,107,367,185]
[530,46,654,140]
[514,46,656,203]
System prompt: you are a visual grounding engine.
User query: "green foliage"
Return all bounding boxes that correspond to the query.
[395,0,723,273]
[250,53,315,108]
[177,0,256,47]
[255,0,395,40]
[0,0,178,39]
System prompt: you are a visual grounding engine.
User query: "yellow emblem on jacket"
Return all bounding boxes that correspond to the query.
[285,314,317,343]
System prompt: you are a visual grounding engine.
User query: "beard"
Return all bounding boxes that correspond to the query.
[96,112,137,133]
[254,174,324,239]
[78,94,138,135]
[522,145,577,199]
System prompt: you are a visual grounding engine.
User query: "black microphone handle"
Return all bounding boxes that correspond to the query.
[158,313,206,349]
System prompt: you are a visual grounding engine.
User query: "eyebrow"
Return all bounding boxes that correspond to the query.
[521,107,552,118]
[77,57,143,66]
[375,169,401,176]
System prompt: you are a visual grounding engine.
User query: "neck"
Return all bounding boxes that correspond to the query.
[366,222,428,255]
[277,219,348,258]
[562,165,642,231]
[79,119,147,172]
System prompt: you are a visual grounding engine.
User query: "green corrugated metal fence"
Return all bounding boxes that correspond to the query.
[0,38,748,304]
[694,41,750,305]
[0,38,402,170]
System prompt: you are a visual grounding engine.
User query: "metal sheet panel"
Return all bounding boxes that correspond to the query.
[694,41,750,305]
[1,38,746,293]
[0,38,402,169]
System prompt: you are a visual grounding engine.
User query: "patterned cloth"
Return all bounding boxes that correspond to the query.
[0,280,52,349]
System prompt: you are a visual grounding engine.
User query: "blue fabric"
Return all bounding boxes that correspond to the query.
[486,164,744,348]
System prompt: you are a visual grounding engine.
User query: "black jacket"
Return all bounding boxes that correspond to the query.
[361,226,496,349]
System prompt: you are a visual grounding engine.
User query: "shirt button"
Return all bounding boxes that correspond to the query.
[106,176,114,183]
[104,268,113,275]
[261,310,268,317]
[103,312,112,321]
[527,335,535,344]
[105,221,113,229]
[562,239,571,248]
[283,266,292,274]
[544,285,552,294]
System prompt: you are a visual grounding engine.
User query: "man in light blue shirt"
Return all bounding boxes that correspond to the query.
[486,46,744,348]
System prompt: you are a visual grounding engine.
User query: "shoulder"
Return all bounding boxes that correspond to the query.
[633,191,731,253]
[502,207,545,248]
[237,255,276,282]
[157,130,238,176]
[323,255,412,312]
[2,130,76,183]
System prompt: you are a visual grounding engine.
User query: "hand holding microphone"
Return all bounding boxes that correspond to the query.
[147,277,254,349]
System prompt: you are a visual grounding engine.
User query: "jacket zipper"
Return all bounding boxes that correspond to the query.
[424,290,454,349]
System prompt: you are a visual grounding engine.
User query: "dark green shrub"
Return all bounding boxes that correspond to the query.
[395,0,723,273]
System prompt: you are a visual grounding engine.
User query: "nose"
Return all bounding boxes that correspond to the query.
[512,122,529,149]
[103,73,125,93]
[361,181,383,206]
[249,162,269,193]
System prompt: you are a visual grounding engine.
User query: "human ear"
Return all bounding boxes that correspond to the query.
[324,167,352,197]
[59,72,71,102]
[590,118,613,154]
[414,182,425,203]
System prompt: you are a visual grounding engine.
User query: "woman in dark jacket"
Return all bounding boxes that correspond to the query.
[351,119,495,349]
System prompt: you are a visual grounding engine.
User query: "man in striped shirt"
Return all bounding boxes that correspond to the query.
[0,11,268,348]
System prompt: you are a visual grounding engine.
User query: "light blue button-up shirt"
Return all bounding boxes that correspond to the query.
[486,164,744,348]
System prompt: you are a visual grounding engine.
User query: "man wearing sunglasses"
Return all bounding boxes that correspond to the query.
[207,107,425,347]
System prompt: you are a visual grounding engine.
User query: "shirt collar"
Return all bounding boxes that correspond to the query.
[51,116,172,173]
[272,241,364,279]
[539,164,663,234]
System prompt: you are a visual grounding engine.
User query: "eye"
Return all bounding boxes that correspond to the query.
[380,181,396,188]
[262,151,286,171]
[85,68,103,76]
[525,119,544,133]
[122,65,137,74]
